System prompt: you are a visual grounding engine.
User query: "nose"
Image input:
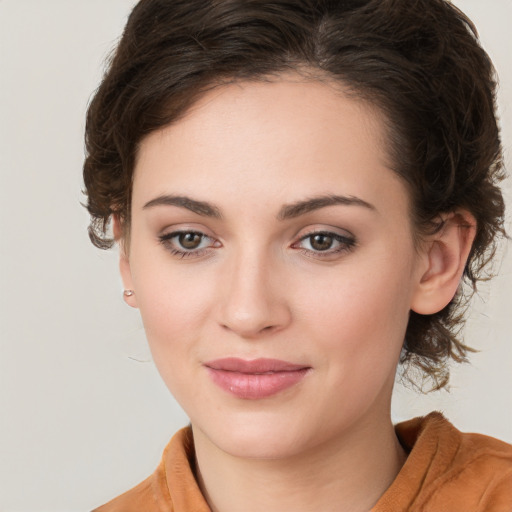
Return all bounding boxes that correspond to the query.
[217,249,291,339]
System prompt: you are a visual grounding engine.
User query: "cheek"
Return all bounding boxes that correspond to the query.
[295,254,414,367]
[129,254,216,363]
[295,270,412,422]
[133,278,213,404]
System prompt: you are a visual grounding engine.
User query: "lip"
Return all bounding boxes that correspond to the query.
[204,358,310,400]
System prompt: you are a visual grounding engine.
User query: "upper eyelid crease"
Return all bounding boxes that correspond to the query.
[143,193,375,221]
[299,232,354,242]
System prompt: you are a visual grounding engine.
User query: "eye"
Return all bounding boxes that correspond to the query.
[308,233,336,251]
[177,232,204,249]
[158,230,219,258]
[292,230,356,258]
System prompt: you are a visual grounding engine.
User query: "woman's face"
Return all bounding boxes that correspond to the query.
[122,77,428,459]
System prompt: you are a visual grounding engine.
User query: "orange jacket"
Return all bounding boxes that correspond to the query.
[93,412,512,511]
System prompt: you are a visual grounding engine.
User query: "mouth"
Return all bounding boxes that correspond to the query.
[204,358,311,400]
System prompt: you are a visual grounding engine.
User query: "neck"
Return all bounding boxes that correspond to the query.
[192,412,406,512]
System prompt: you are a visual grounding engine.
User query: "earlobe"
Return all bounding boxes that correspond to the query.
[411,211,476,315]
[113,215,138,309]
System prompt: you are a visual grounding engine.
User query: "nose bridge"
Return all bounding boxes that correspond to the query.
[218,243,289,337]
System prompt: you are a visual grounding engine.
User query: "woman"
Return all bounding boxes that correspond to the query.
[84,0,512,510]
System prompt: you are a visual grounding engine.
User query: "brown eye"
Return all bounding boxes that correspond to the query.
[178,232,203,249]
[158,230,217,258]
[293,230,356,258]
[309,234,334,251]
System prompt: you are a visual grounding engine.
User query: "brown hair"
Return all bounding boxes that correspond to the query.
[83,0,506,390]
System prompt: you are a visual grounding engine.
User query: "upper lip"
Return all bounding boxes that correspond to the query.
[204,358,309,374]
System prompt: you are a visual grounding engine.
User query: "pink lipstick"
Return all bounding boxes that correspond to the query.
[204,358,310,399]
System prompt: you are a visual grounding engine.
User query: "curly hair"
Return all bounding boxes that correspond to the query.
[83,0,506,390]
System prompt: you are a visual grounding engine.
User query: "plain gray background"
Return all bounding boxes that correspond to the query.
[0,1,511,510]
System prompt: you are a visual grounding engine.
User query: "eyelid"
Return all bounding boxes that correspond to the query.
[294,225,355,242]
[291,227,357,257]
[158,228,221,259]
[157,224,356,260]
[158,222,216,238]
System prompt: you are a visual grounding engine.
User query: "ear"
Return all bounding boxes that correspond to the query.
[411,210,476,315]
[113,215,138,309]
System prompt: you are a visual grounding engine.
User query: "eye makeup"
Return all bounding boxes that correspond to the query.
[158,227,357,261]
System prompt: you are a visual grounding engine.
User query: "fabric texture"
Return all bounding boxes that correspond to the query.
[92,412,512,511]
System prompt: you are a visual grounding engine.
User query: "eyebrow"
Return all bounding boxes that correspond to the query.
[143,195,222,218]
[277,194,376,220]
[142,193,376,220]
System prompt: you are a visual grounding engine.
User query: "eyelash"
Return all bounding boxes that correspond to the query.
[293,231,356,258]
[158,230,217,259]
[158,230,356,260]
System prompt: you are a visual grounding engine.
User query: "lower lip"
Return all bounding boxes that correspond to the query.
[206,367,309,399]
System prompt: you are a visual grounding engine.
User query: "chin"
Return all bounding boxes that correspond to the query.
[192,410,326,461]
[214,433,305,460]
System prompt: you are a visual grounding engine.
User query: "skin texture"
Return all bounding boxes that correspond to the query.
[117,76,475,512]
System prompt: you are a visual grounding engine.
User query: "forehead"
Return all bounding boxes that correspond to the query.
[132,76,407,217]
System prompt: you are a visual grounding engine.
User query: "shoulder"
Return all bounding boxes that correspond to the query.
[399,411,512,470]
[92,473,165,512]
[374,412,512,512]
[91,427,209,512]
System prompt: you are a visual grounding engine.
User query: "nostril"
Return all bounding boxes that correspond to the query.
[220,320,279,337]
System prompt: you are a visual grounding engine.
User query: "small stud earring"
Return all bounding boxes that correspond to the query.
[123,290,135,297]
